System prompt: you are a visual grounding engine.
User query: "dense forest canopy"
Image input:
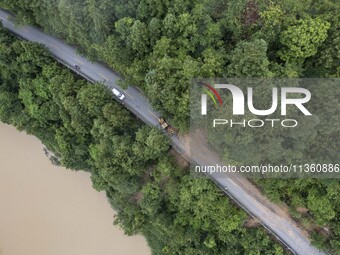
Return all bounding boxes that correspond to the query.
[0,0,338,130]
[0,0,339,254]
[0,25,288,255]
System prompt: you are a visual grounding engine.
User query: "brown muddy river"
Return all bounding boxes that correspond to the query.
[0,123,151,255]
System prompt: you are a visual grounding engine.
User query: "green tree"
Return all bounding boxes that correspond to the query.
[133,126,170,161]
[278,18,330,62]
[227,39,273,77]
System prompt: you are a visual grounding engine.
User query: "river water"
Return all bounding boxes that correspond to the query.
[0,123,151,255]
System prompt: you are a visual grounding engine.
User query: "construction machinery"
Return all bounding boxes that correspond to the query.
[159,118,178,136]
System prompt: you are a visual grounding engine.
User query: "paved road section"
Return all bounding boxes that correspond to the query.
[0,9,326,255]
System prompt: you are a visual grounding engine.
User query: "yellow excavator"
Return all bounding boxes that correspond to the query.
[159,118,178,136]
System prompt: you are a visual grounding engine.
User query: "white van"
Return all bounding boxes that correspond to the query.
[112,88,126,100]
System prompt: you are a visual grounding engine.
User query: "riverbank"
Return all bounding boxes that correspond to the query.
[0,122,151,255]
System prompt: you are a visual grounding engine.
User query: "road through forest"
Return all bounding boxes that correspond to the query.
[0,9,326,255]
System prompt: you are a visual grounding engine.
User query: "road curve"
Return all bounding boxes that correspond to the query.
[0,9,326,255]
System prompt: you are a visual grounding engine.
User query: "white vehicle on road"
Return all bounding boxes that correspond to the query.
[112,88,126,100]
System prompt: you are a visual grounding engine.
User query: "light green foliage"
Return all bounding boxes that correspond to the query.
[130,20,149,56]
[258,3,285,43]
[260,4,285,27]
[77,84,112,117]
[227,39,273,77]
[133,126,170,161]
[307,189,336,225]
[278,18,330,62]
[258,178,340,254]
[0,0,339,253]
[0,27,286,255]
[173,177,244,234]
[140,183,162,215]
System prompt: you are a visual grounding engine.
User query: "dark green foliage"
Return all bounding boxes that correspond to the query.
[0,27,286,255]
[0,0,339,253]
[226,39,273,77]
[0,0,339,129]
